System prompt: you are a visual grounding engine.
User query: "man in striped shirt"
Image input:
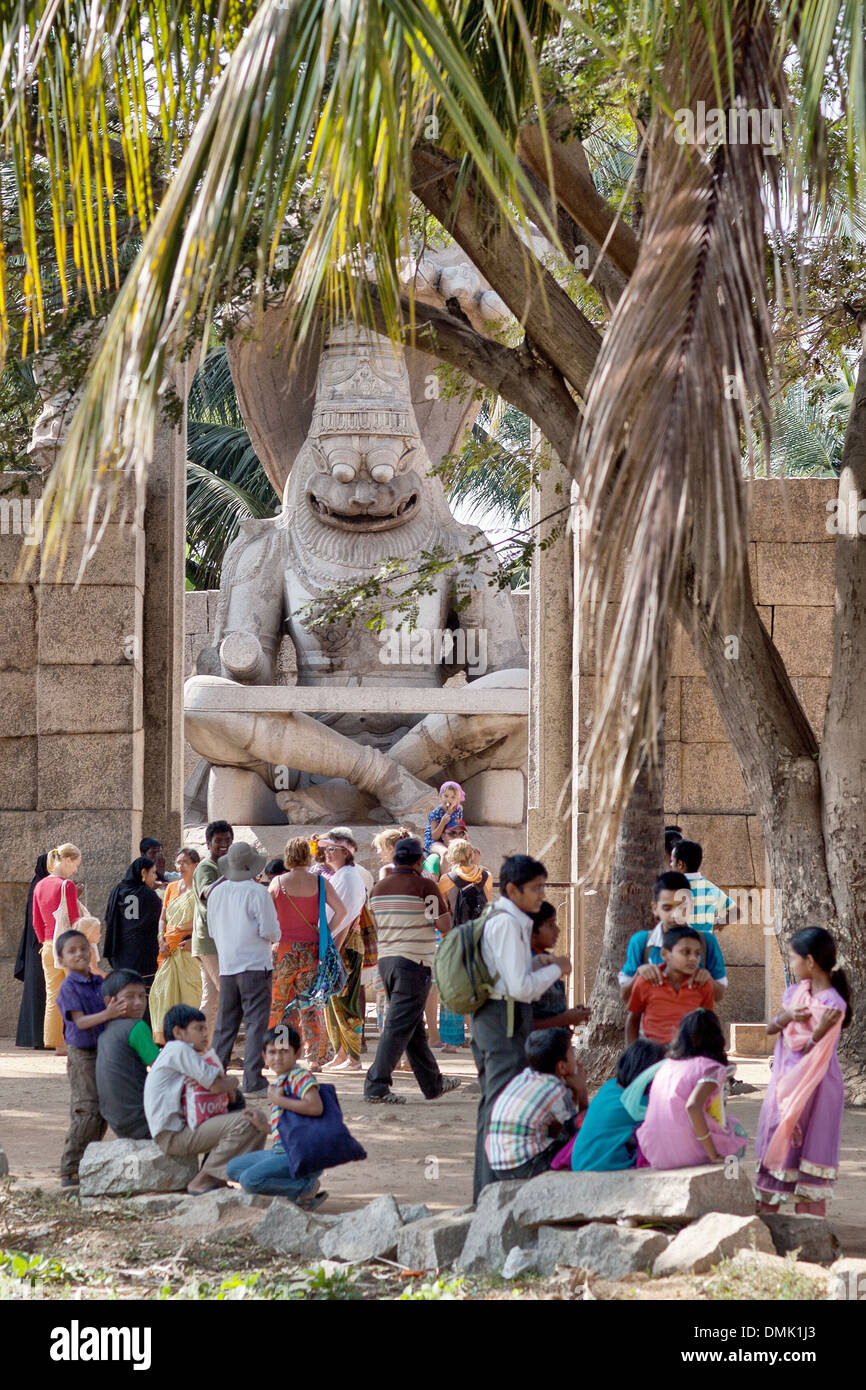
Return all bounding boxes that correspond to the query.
[363,837,462,1105]
[671,839,737,931]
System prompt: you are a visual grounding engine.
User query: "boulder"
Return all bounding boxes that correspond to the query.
[253,1196,335,1260]
[501,1246,539,1279]
[537,1222,671,1279]
[511,1165,754,1229]
[760,1213,840,1266]
[398,1203,432,1225]
[456,1182,536,1276]
[167,1190,271,1242]
[320,1194,406,1263]
[397,1213,473,1271]
[829,1257,866,1301]
[653,1212,774,1276]
[79,1139,198,1197]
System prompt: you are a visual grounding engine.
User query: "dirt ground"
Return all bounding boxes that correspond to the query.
[2,1035,865,1299]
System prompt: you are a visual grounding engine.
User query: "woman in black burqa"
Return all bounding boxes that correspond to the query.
[104,856,163,985]
[14,853,50,1048]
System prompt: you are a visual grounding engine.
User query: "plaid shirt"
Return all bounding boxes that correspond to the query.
[685,873,733,930]
[485,1068,575,1171]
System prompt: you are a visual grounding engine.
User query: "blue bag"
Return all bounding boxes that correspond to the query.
[294,875,347,1008]
[277,1082,367,1178]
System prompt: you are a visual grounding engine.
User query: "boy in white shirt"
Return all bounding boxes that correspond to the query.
[144,1003,267,1195]
[471,854,571,1200]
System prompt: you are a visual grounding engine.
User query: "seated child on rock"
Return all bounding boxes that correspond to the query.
[531,902,591,1032]
[569,1039,667,1171]
[626,925,715,1046]
[635,1009,747,1168]
[485,1028,588,1182]
[226,1024,325,1206]
[144,1003,267,1195]
[96,969,160,1140]
[619,873,727,1006]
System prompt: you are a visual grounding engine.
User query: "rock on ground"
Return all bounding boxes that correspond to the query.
[456,1182,536,1276]
[396,1213,474,1271]
[537,1222,671,1279]
[653,1212,774,1276]
[253,1196,335,1261]
[79,1139,198,1197]
[760,1213,841,1266]
[320,1194,406,1263]
[166,1190,271,1243]
[501,1246,539,1279]
[510,1165,754,1229]
[398,1203,432,1224]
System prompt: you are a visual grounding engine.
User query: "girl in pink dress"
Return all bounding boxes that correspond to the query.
[754,927,850,1216]
[636,1010,747,1168]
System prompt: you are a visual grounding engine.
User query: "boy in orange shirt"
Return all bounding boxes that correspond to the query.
[625,926,714,1046]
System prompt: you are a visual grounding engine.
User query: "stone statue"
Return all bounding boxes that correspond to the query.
[185,312,528,828]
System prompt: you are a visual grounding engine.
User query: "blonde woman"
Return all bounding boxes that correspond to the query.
[270,837,346,1070]
[32,844,82,1053]
[372,827,412,879]
[436,838,493,1049]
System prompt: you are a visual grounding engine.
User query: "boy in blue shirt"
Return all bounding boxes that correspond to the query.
[619,872,727,1005]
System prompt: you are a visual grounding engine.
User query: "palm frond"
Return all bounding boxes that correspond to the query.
[12,0,560,567]
[577,0,783,877]
[185,456,277,589]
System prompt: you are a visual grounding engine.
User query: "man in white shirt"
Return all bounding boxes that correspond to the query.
[471,854,571,1201]
[208,841,281,1096]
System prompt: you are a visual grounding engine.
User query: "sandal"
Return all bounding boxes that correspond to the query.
[364,1091,406,1105]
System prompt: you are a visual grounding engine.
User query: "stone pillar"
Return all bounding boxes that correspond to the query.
[0,472,146,1029]
[141,404,188,851]
[526,433,575,986]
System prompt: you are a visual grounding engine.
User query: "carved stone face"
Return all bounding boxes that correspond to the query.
[306,433,422,531]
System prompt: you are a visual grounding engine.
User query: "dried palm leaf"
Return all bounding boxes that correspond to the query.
[577,0,786,879]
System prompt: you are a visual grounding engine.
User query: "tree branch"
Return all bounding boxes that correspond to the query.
[411,146,602,397]
[517,125,640,280]
[367,286,582,475]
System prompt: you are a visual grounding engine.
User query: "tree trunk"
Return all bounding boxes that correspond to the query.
[820,312,866,1089]
[578,752,664,1084]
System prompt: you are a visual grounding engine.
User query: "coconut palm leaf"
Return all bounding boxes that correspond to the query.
[5,0,560,569]
[577,1,783,874]
[185,456,277,589]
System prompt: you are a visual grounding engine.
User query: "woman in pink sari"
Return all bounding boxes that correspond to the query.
[755,927,850,1215]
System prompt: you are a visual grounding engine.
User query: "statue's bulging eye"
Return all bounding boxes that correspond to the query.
[332,462,356,484]
[370,462,395,483]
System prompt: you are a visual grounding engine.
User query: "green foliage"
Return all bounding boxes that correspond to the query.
[701,1253,829,1301]
[157,1263,362,1300]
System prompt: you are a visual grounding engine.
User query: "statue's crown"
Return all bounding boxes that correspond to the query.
[311,324,414,438]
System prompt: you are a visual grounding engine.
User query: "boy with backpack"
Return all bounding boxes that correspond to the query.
[435,854,570,1201]
[363,837,463,1105]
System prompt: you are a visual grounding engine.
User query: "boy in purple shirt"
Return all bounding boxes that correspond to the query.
[55,930,126,1187]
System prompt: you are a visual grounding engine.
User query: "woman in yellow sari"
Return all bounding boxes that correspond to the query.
[151,848,203,1041]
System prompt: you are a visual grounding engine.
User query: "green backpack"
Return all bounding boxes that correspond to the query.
[433,905,498,1016]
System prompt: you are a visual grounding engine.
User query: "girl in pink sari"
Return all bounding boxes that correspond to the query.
[755,927,850,1215]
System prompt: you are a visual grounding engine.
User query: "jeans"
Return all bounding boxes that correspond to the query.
[470,998,532,1201]
[212,968,272,1091]
[364,956,443,1099]
[226,1149,322,1200]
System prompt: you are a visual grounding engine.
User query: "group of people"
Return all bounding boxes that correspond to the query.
[11,809,852,1217]
[475,828,850,1217]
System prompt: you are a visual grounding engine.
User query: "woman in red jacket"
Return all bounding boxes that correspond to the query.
[32,843,82,1053]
